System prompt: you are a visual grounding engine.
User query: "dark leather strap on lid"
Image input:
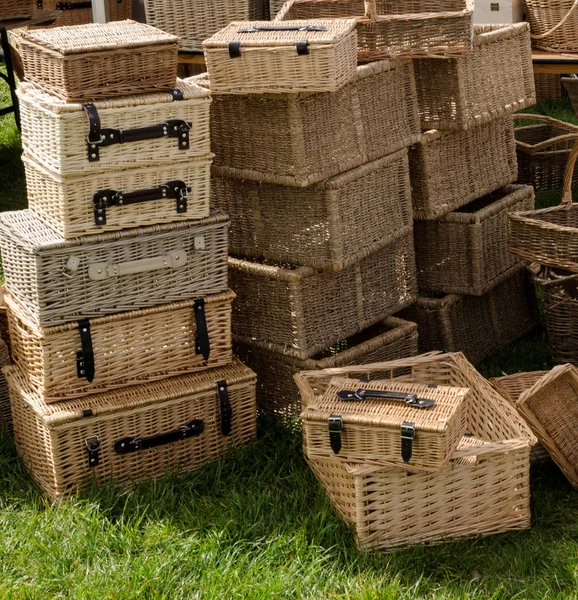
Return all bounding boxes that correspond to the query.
[56,1,92,9]
[77,319,95,383]
[296,40,309,55]
[114,419,205,455]
[216,380,232,436]
[228,41,242,58]
[194,298,210,361]
[328,415,343,455]
[401,422,415,464]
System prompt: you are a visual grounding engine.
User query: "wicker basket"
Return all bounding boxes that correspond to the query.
[229,233,417,359]
[203,20,358,94]
[275,0,474,62]
[410,116,518,220]
[17,78,211,177]
[0,337,12,433]
[194,59,420,187]
[0,0,31,20]
[415,185,535,296]
[0,209,229,327]
[525,0,578,53]
[562,77,578,118]
[400,266,538,366]
[414,24,535,131]
[6,289,234,402]
[5,359,257,498]
[234,317,418,419]
[536,74,563,102]
[36,0,132,26]
[213,151,412,271]
[18,21,179,102]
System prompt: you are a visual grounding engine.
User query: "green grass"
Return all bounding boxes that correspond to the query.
[1,77,578,598]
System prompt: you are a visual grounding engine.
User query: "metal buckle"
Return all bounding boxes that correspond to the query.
[85,435,100,451]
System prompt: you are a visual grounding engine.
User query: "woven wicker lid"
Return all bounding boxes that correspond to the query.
[19,20,179,55]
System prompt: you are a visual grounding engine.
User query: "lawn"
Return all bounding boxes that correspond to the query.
[0,72,578,598]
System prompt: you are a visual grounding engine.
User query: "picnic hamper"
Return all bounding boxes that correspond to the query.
[195,59,420,187]
[18,21,179,102]
[212,150,412,271]
[0,0,31,21]
[413,24,535,131]
[229,233,417,359]
[35,0,132,27]
[5,359,257,498]
[414,185,535,296]
[234,317,418,419]
[0,209,229,327]
[275,0,474,62]
[6,289,234,402]
[525,0,578,53]
[203,20,358,94]
[410,116,517,220]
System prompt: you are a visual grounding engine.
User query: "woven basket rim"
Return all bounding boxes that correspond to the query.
[472,22,530,47]
[509,202,578,234]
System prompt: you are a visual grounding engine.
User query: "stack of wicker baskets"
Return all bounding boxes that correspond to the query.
[0,21,258,498]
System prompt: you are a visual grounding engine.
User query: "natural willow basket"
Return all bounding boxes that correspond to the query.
[414,24,535,131]
[5,359,257,498]
[275,0,474,61]
[536,74,563,103]
[0,0,31,20]
[195,59,420,187]
[36,0,131,27]
[410,116,517,220]
[234,317,418,419]
[0,209,229,327]
[415,185,535,296]
[525,0,578,53]
[6,289,234,402]
[213,150,412,271]
[0,337,11,433]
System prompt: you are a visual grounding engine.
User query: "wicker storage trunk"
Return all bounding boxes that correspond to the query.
[6,290,234,402]
[203,20,358,94]
[196,59,420,187]
[213,151,411,271]
[17,78,211,177]
[229,233,417,359]
[5,359,257,498]
[415,185,535,296]
[275,0,474,62]
[414,24,535,131]
[525,0,578,53]
[410,117,518,220]
[234,317,418,419]
[18,21,179,102]
[0,0,31,20]
[36,0,131,26]
[400,266,538,366]
[0,210,229,327]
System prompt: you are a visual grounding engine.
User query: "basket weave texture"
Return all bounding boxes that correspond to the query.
[414,24,535,131]
[536,74,563,102]
[563,77,578,119]
[36,0,131,27]
[0,0,31,20]
[415,185,535,296]
[525,0,578,53]
[275,0,474,61]
[19,21,179,102]
[5,359,257,498]
[410,116,517,220]
[0,338,11,433]
[0,209,229,327]
[6,290,234,402]
[195,59,420,187]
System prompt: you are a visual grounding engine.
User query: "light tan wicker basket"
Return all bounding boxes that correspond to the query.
[213,151,412,271]
[5,358,257,498]
[0,0,31,20]
[0,209,229,327]
[18,21,179,102]
[195,59,420,187]
[415,185,535,296]
[275,0,474,61]
[414,24,535,131]
[17,78,211,177]
[203,20,358,94]
[525,0,578,53]
[234,317,418,419]
[6,289,234,402]
[36,0,132,27]
[0,337,12,433]
[410,116,518,220]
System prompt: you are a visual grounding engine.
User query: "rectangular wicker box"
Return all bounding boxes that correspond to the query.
[0,0,31,20]
[6,289,235,402]
[415,185,535,296]
[234,317,418,419]
[229,231,417,359]
[18,21,179,102]
[203,20,358,95]
[410,116,518,220]
[414,24,535,131]
[36,0,131,27]
[5,359,257,499]
[0,209,229,327]
[212,150,412,271]
[196,59,420,187]
[17,78,211,177]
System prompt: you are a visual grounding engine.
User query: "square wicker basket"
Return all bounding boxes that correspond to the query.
[0,0,32,20]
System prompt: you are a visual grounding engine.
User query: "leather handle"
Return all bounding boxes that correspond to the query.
[114,419,205,454]
[56,1,92,9]
[88,250,188,281]
[336,389,435,408]
[236,25,327,32]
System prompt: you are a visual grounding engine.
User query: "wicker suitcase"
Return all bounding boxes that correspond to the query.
[18,21,179,102]
[0,0,31,20]
[5,359,257,498]
[203,20,358,94]
[36,0,132,26]
[0,209,229,327]
[6,289,234,402]
[213,150,412,271]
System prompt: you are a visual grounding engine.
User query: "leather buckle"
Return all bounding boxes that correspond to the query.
[328,415,343,455]
[400,422,415,464]
[85,435,100,468]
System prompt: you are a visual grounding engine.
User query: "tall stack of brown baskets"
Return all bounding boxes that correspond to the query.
[0,20,258,499]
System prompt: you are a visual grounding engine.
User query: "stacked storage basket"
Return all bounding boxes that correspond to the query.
[0,21,258,498]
